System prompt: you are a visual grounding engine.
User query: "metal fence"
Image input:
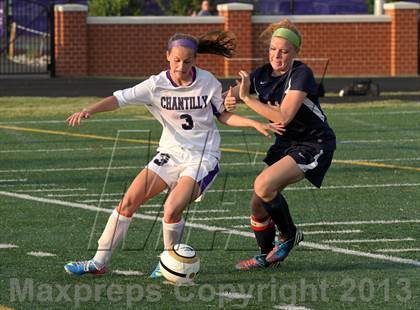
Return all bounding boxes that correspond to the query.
[0,0,54,76]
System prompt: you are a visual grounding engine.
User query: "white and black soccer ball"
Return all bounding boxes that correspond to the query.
[159,243,200,284]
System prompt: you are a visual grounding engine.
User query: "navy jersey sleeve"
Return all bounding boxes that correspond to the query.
[290,65,318,96]
[249,70,257,95]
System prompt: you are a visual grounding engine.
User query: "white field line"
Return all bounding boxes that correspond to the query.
[305,241,420,267]
[339,138,419,144]
[78,199,163,209]
[11,188,420,228]
[0,118,150,125]
[299,219,420,227]
[0,166,138,173]
[79,199,126,203]
[216,292,253,299]
[74,202,167,210]
[205,183,420,193]
[15,188,87,193]
[53,192,224,198]
[5,182,420,195]
[323,238,415,244]
[0,184,56,188]
[331,110,420,116]
[0,244,19,249]
[273,305,313,310]
[45,181,420,198]
[221,162,263,166]
[0,146,150,153]
[113,270,144,276]
[303,229,362,235]
[144,209,229,214]
[376,248,420,253]
[134,204,162,209]
[336,157,420,162]
[186,215,420,223]
[1,190,420,267]
[0,179,27,183]
[191,216,249,221]
[0,144,263,154]
[0,163,258,174]
[49,193,121,198]
[341,117,385,130]
[232,225,362,235]
[27,251,56,257]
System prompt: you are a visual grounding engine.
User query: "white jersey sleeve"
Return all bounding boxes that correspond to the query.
[209,81,225,116]
[113,78,155,107]
[112,67,224,159]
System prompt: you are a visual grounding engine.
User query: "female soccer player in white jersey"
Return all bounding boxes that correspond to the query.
[64,31,282,277]
[224,19,336,270]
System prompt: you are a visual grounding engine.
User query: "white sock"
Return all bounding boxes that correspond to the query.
[162,218,185,249]
[93,209,132,268]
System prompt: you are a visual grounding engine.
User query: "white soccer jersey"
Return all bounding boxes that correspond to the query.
[113,67,225,158]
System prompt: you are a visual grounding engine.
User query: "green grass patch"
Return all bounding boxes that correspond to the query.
[0,97,419,309]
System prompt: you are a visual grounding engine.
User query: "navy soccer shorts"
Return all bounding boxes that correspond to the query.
[263,142,334,188]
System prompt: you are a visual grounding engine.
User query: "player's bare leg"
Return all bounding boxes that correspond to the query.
[255,156,304,264]
[150,176,201,278]
[236,156,304,270]
[64,168,167,276]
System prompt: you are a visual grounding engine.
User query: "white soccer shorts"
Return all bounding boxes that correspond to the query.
[146,151,219,200]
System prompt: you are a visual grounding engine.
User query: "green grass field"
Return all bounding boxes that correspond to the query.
[0,97,419,309]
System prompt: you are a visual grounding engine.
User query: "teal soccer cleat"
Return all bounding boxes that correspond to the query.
[235,254,276,271]
[64,260,106,276]
[149,262,163,279]
[266,229,304,264]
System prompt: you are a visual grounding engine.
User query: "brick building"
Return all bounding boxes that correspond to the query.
[54,2,419,78]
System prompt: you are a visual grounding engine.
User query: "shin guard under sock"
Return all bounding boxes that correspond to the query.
[261,193,296,240]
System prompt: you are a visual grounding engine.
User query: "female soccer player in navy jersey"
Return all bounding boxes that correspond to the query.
[64,31,282,278]
[224,19,336,270]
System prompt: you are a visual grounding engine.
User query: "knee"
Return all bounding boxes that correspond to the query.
[254,174,276,202]
[163,203,182,224]
[117,197,139,217]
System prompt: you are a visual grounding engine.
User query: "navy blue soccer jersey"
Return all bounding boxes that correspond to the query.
[250,61,336,150]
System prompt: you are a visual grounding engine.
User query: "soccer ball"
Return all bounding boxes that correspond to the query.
[159,243,200,284]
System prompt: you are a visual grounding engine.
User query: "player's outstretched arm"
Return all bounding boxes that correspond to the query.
[217,111,285,138]
[67,96,120,127]
[238,70,305,125]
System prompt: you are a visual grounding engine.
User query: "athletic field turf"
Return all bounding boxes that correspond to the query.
[0,97,419,309]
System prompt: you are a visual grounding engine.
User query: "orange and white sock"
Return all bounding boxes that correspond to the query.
[250,215,276,254]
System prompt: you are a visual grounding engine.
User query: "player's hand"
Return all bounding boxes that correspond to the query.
[238,70,251,101]
[224,86,236,112]
[268,122,286,135]
[66,109,91,127]
[267,100,281,107]
[253,122,272,139]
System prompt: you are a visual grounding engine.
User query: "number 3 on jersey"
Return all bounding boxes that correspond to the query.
[180,114,194,130]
